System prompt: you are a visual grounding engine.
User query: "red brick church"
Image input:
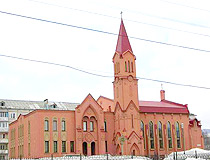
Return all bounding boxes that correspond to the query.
[9,19,204,159]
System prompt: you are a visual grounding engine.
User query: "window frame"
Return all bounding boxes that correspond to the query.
[61,119,66,131]
[90,121,94,132]
[149,121,154,149]
[44,119,49,131]
[45,141,49,153]
[53,119,57,131]
[83,121,87,132]
[62,141,66,153]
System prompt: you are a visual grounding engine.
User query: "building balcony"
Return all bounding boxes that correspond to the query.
[0,128,8,132]
[0,149,8,154]
[0,138,8,143]
[0,117,8,121]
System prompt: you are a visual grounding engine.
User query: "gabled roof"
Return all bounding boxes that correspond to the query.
[139,100,189,114]
[98,95,189,114]
[115,19,132,56]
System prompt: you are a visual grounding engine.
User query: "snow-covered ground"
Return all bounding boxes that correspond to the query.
[164,148,210,160]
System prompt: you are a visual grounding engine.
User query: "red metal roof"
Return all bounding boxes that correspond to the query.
[116,19,132,55]
[139,100,189,114]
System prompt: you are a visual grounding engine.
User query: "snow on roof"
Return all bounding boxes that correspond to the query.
[0,99,79,111]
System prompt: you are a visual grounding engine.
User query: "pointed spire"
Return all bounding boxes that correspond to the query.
[116,18,133,56]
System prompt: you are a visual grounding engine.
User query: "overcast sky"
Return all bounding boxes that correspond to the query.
[1,0,210,128]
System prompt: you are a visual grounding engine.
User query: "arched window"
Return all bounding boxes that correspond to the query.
[125,61,127,72]
[140,121,146,149]
[167,122,172,149]
[176,122,181,148]
[158,121,164,149]
[128,61,130,72]
[44,119,49,131]
[149,121,154,149]
[131,62,134,72]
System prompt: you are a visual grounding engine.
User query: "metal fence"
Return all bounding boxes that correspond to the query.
[10,154,152,160]
[164,151,210,160]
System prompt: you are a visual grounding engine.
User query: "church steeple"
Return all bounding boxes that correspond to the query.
[113,19,136,78]
[115,19,133,56]
[113,19,138,110]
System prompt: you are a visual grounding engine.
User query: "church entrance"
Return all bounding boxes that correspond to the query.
[83,142,87,156]
[91,142,95,155]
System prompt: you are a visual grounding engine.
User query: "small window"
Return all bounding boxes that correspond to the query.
[70,141,74,152]
[54,141,58,153]
[125,61,127,72]
[53,120,57,131]
[131,62,134,72]
[45,141,49,153]
[128,61,130,72]
[104,121,107,132]
[131,114,134,128]
[90,121,94,131]
[62,141,66,152]
[44,120,49,131]
[83,121,87,132]
[105,141,108,152]
[62,120,66,131]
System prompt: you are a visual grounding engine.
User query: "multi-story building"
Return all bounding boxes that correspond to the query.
[0,99,78,160]
[9,19,204,159]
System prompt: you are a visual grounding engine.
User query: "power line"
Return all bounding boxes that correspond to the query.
[1,10,210,53]
[1,53,210,90]
[0,54,112,78]
[28,0,210,38]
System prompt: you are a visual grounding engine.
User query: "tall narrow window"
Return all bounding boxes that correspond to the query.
[44,120,49,131]
[176,122,181,148]
[131,62,134,72]
[28,121,30,134]
[53,120,57,131]
[149,121,154,149]
[54,141,58,153]
[158,121,164,149]
[70,141,74,152]
[128,61,130,72]
[90,121,94,131]
[118,115,120,129]
[104,121,107,132]
[28,143,30,156]
[140,121,146,149]
[105,141,108,152]
[62,141,66,152]
[62,120,66,131]
[167,122,172,149]
[125,61,127,72]
[131,114,134,128]
[83,121,87,131]
[45,141,49,153]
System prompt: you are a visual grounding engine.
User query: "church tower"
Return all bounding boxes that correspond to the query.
[113,19,139,111]
[113,19,142,155]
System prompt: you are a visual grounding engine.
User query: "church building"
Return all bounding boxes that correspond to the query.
[9,19,204,159]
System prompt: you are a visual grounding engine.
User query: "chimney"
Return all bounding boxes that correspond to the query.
[44,99,49,109]
[160,90,165,101]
